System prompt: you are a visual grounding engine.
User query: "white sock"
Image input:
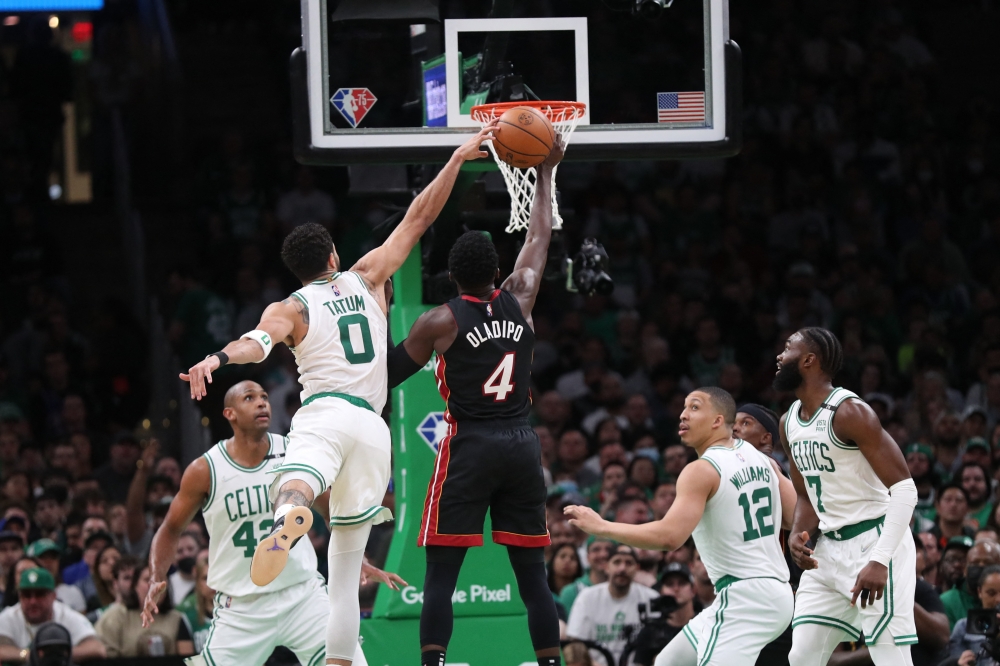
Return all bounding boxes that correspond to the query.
[326,523,373,662]
[274,504,294,521]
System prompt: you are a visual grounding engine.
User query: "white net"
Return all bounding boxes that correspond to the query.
[470,102,586,233]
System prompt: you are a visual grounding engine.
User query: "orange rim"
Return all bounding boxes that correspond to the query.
[471,101,586,122]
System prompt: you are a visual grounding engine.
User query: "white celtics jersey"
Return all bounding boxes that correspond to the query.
[202,434,316,597]
[784,387,890,534]
[694,440,789,587]
[289,272,388,413]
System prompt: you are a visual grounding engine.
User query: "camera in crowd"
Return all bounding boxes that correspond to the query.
[967,606,1000,662]
[564,238,614,297]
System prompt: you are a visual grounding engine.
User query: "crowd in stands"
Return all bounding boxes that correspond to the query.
[2,1,1000,665]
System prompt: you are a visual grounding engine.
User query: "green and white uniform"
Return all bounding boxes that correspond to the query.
[656,440,793,666]
[272,272,392,527]
[198,435,367,666]
[786,388,917,646]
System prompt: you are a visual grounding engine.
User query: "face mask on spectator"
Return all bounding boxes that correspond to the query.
[177,557,197,575]
[968,564,985,591]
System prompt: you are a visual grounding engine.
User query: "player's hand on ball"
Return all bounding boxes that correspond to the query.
[455,120,499,161]
[788,531,818,570]
[564,505,604,535]
[140,579,168,628]
[360,561,408,591]
[850,561,888,608]
[180,355,221,400]
[542,135,565,168]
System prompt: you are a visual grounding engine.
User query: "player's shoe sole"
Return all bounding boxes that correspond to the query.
[250,506,313,586]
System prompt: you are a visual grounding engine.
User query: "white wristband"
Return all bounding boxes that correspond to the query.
[241,330,274,361]
[869,478,918,567]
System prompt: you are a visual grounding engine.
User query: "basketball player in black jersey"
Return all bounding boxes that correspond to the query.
[387,143,564,666]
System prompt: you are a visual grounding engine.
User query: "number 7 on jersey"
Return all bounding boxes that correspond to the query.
[482,352,516,402]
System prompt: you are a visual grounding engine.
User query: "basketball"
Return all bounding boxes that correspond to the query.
[492,106,555,169]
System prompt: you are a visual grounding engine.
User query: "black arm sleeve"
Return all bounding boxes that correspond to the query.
[387,340,423,389]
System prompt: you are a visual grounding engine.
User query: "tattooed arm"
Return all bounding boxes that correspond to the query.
[181,297,309,400]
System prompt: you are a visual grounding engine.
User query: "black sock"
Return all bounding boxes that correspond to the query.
[537,657,560,666]
[421,650,446,666]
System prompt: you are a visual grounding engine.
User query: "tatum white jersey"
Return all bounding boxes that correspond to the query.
[784,387,890,534]
[694,440,789,587]
[202,434,316,597]
[288,272,388,413]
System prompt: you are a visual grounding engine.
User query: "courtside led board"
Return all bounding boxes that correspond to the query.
[293,0,740,164]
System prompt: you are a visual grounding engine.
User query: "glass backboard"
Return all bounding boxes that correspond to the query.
[293,0,740,164]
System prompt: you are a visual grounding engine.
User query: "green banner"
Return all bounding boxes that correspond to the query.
[361,616,536,666]
[374,247,527,623]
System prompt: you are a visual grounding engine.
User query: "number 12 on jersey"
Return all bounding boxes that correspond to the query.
[482,352,516,402]
[738,488,775,542]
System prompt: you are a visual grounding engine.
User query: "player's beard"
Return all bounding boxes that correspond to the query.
[772,360,804,392]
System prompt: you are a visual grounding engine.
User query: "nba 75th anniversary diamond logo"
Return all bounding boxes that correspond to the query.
[331,88,377,128]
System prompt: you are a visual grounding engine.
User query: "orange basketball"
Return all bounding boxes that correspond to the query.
[492,106,555,169]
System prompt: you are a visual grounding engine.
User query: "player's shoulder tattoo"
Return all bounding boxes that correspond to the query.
[281,296,310,325]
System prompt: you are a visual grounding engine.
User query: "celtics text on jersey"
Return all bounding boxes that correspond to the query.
[202,434,318,598]
[784,387,890,535]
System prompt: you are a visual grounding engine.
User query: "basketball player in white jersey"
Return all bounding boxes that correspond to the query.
[776,328,919,666]
[179,126,496,666]
[565,387,797,666]
[140,381,405,666]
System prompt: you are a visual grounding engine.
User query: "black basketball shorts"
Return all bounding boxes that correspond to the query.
[418,418,550,548]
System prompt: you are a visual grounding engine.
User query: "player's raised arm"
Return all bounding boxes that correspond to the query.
[502,139,564,319]
[180,299,301,400]
[351,123,497,294]
[833,398,917,607]
[564,459,718,551]
[782,413,821,570]
[142,457,211,627]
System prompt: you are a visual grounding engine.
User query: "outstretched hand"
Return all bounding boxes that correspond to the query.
[563,504,606,536]
[180,355,221,400]
[454,120,499,161]
[361,561,408,590]
[140,579,169,628]
[542,134,565,168]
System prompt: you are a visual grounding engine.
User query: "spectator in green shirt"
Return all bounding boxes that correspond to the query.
[167,266,233,370]
[941,540,1000,629]
[558,538,613,615]
[175,554,212,654]
[958,461,994,530]
[907,444,939,529]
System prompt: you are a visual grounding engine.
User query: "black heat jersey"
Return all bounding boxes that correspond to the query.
[436,288,534,422]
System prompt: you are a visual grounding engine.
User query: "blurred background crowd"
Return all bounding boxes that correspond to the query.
[1,0,1000,664]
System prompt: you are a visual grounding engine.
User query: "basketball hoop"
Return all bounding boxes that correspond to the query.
[471,101,586,234]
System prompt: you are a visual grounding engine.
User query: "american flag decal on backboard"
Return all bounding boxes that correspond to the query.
[657,92,706,123]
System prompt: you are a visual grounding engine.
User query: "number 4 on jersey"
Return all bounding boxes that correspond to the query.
[482,352,516,402]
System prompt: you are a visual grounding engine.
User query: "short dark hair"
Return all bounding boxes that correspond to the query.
[281,223,334,282]
[112,554,138,580]
[958,461,990,484]
[938,483,969,505]
[448,231,498,289]
[693,387,737,425]
[978,565,1000,591]
[799,327,845,378]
